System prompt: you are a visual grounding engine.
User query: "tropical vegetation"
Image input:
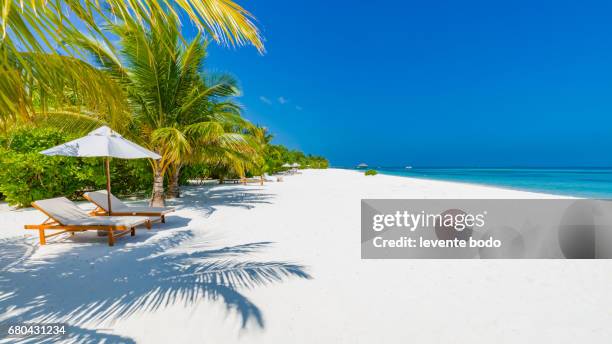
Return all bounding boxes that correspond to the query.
[264,144,329,173]
[74,15,263,205]
[0,127,151,207]
[0,0,328,207]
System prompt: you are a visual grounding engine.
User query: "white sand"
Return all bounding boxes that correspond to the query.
[1,168,611,343]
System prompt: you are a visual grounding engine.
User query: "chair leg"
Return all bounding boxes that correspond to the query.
[108,229,115,246]
[38,229,46,245]
[146,220,152,230]
[131,227,135,236]
[161,215,165,224]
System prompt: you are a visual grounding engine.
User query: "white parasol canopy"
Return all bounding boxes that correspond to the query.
[41,126,160,160]
[41,126,160,214]
[282,163,292,168]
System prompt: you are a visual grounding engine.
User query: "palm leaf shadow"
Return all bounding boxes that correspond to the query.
[0,230,311,342]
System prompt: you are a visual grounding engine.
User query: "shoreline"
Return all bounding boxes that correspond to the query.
[329,168,570,199]
[339,167,582,198]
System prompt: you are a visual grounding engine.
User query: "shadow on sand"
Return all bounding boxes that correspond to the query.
[0,212,310,343]
[168,185,276,216]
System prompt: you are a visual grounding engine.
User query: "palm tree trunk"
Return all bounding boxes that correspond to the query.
[150,165,165,207]
[167,164,182,199]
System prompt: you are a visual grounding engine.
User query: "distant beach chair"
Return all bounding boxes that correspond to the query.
[24,197,152,246]
[187,177,208,185]
[84,190,174,224]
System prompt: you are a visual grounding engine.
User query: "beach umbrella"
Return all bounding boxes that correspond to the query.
[40,126,161,214]
[292,163,300,168]
[282,163,292,168]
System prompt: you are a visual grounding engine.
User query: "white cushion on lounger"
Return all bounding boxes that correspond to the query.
[83,190,127,211]
[33,197,149,227]
[85,190,173,214]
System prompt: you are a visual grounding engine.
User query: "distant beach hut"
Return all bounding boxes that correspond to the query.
[357,163,368,169]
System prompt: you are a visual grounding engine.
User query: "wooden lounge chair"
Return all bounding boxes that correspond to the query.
[83,190,174,224]
[263,173,276,182]
[24,197,152,246]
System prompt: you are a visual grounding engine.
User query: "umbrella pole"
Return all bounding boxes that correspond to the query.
[105,157,112,215]
[97,157,113,237]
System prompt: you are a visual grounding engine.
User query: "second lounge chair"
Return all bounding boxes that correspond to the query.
[84,190,174,224]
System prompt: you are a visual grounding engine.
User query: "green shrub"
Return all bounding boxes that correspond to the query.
[0,150,89,206]
[179,164,212,184]
[365,169,378,176]
[0,127,151,207]
[109,159,152,196]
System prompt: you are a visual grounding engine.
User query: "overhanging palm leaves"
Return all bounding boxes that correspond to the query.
[0,0,264,122]
[0,51,130,132]
[1,0,264,53]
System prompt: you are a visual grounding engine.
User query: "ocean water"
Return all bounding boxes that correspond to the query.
[350,167,612,198]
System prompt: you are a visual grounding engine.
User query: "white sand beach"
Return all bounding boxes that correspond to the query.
[1,168,611,343]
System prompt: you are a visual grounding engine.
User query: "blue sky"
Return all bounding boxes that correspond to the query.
[189,0,612,167]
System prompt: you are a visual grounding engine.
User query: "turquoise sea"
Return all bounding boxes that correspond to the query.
[348,167,612,198]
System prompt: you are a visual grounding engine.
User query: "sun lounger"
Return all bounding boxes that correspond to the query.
[83,190,174,223]
[222,177,269,184]
[24,197,152,246]
[220,179,242,184]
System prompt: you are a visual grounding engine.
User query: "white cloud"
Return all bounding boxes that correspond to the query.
[278,96,289,105]
[259,96,272,104]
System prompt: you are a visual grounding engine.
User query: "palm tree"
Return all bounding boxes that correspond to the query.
[78,18,255,206]
[166,99,257,197]
[0,0,263,124]
[241,126,270,185]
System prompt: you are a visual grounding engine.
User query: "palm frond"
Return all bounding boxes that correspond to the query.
[150,126,191,170]
[183,121,225,142]
[0,51,130,131]
[31,110,108,136]
[1,0,264,52]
